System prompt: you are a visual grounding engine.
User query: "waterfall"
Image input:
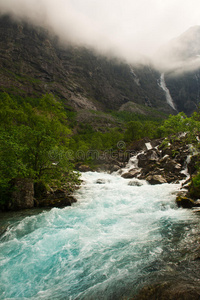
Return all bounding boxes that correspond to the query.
[130,66,140,86]
[159,73,177,110]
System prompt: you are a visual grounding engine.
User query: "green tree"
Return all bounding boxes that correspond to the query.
[0,93,80,206]
[124,121,143,141]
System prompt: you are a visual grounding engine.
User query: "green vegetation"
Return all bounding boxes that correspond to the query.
[1,89,200,207]
[0,93,80,206]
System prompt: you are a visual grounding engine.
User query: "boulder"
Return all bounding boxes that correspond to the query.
[176,196,195,208]
[121,169,140,179]
[7,178,34,210]
[134,281,200,300]
[38,195,77,208]
[128,180,143,186]
[137,149,159,168]
[36,188,77,208]
[96,179,107,184]
[146,175,167,185]
[110,165,121,173]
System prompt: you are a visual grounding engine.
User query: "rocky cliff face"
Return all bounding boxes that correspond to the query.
[1,15,200,116]
[165,70,200,115]
[0,15,174,115]
[159,26,200,115]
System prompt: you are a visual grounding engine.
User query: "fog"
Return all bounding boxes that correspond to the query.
[0,0,200,70]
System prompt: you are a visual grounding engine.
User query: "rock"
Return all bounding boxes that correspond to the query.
[34,181,48,199]
[75,164,92,172]
[176,196,195,208]
[121,169,140,179]
[127,138,151,152]
[110,165,121,173]
[38,195,77,208]
[146,175,167,185]
[194,199,200,207]
[137,149,159,168]
[36,187,77,208]
[162,158,182,173]
[7,178,34,210]
[96,179,107,184]
[159,154,170,163]
[188,155,200,175]
[134,281,200,300]
[128,180,143,186]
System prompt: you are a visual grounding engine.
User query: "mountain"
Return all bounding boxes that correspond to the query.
[158,26,200,114]
[161,26,200,66]
[0,14,200,118]
[0,15,174,118]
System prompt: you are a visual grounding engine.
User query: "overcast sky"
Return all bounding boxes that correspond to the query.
[0,0,200,63]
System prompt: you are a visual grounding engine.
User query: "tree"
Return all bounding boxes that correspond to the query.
[124,121,143,141]
[0,93,80,206]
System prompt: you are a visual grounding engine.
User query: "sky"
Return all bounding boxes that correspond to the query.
[0,0,200,65]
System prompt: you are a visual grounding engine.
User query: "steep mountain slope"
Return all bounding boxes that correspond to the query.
[0,15,173,116]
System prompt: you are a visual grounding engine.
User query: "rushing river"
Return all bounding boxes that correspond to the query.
[0,171,200,299]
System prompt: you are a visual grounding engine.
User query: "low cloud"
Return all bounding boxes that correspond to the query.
[0,0,200,70]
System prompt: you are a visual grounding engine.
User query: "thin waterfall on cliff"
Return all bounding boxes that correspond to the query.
[159,73,177,111]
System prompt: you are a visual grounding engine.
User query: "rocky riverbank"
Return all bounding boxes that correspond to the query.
[1,134,199,212]
[0,179,78,212]
[120,136,200,208]
[77,135,200,209]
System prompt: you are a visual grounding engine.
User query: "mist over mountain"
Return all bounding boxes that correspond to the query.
[155,25,200,73]
[1,0,200,66]
[0,15,173,114]
[0,14,200,116]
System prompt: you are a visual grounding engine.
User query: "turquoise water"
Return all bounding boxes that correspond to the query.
[0,172,199,299]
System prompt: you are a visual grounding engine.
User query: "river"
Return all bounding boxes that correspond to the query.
[0,171,200,299]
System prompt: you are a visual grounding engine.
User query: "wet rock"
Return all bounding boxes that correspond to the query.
[121,169,140,179]
[146,175,167,185]
[36,187,77,208]
[176,196,195,208]
[128,180,143,186]
[38,195,77,208]
[96,179,107,184]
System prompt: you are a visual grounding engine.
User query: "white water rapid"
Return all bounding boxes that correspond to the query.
[159,73,177,111]
[0,169,200,299]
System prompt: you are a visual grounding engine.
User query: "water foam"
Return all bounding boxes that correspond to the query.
[0,172,199,299]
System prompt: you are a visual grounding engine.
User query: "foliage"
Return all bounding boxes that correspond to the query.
[0,93,80,205]
[124,120,159,142]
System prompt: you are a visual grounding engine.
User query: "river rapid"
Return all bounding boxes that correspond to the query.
[0,171,200,299]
